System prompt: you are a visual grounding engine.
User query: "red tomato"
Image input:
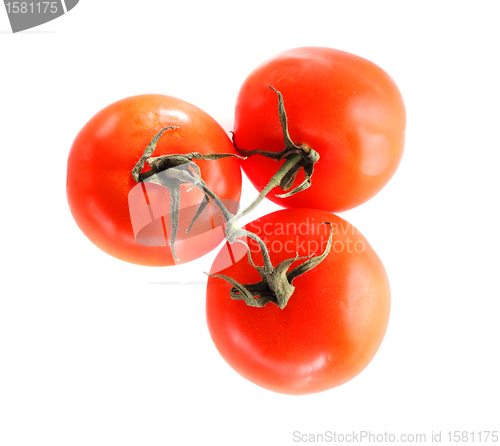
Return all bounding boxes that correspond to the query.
[234,47,406,212]
[206,208,390,395]
[67,94,241,266]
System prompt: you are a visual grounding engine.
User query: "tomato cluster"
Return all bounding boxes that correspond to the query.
[67,47,405,395]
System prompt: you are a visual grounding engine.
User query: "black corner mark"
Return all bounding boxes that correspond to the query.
[3,0,79,33]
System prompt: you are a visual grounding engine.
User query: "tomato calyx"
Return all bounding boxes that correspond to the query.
[131,126,243,260]
[234,86,319,198]
[208,222,334,309]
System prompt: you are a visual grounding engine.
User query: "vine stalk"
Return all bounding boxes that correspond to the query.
[131,87,330,308]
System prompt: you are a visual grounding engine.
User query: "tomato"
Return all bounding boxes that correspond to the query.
[234,47,406,212]
[67,94,242,266]
[206,208,390,395]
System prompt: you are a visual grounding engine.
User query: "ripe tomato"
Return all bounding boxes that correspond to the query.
[206,208,390,395]
[234,47,406,212]
[67,94,242,266]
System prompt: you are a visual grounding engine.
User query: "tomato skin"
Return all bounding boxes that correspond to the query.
[67,94,241,266]
[234,47,406,212]
[206,208,390,395]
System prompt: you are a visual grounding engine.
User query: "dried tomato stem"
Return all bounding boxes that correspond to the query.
[239,229,273,274]
[194,153,310,275]
[129,88,329,308]
[233,153,302,224]
[195,182,235,224]
[233,87,320,199]
[208,222,334,309]
[192,183,273,274]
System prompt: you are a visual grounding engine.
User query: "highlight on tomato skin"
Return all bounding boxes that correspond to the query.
[66,94,242,266]
[206,208,390,395]
[234,46,406,213]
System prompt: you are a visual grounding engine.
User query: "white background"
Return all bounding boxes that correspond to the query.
[1,1,499,445]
